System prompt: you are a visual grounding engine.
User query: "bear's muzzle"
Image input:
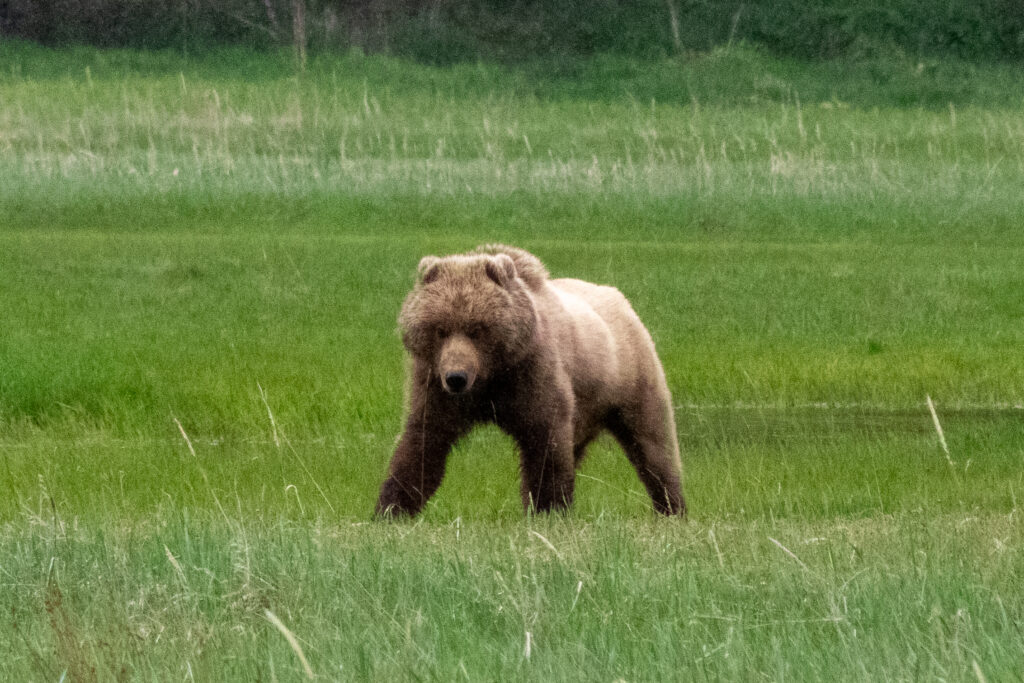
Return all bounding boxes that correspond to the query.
[438,334,480,394]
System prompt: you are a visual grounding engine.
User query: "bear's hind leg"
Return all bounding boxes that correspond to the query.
[607,404,686,516]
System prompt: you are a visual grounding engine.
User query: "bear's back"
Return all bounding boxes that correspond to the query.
[548,278,649,351]
[543,277,660,404]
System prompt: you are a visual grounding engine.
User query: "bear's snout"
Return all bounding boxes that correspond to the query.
[438,334,480,394]
[444,371,469,393]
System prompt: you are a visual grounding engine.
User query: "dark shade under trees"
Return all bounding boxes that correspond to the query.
[1,0,1022,63]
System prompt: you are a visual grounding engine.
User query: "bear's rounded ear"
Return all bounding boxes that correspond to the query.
[485,253,517,288]
[417,255,442,284]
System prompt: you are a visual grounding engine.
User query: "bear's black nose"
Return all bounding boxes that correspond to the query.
[444,371,468,393]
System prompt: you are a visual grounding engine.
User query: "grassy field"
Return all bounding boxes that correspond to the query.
[2,41,1024,680]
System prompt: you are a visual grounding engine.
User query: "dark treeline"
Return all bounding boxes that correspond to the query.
[1,0,1022,63]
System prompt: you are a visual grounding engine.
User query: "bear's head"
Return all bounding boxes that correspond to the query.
[399,252,538,395]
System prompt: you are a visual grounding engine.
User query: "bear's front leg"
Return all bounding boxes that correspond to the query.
[375,404,467,518]
[512,420,576,514]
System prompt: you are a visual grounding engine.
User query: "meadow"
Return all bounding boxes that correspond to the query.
[1,41,1023,680]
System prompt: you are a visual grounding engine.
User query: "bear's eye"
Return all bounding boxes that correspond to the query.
[466,324,484,339]
[435,327,449,340]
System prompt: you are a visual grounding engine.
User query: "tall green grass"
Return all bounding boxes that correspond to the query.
[5,513,1023,680]
[1,44,1023,680]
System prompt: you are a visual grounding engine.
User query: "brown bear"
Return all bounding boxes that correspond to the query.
[375,244,686,518]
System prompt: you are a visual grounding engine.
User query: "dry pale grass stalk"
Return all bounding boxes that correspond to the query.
[256,383,336,514]
[926,395,956,467]
[173,416,233,526]
[529,530,564,561]
[283,437,337,515]
[571,580,583,612]
[164,545,187,586]
[709,527,725,570]
[258,382,281,448]
[768,536,810,573]
[265,609,315,679]
[173,416,197,457]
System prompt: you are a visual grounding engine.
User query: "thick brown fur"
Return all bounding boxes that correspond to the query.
[376,245,686,518]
